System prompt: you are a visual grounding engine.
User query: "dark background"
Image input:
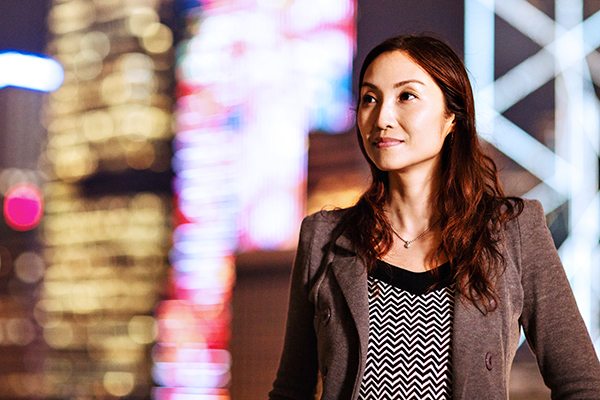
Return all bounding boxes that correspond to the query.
[0,0,51,53]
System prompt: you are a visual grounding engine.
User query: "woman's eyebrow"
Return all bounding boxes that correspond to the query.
[361,79,425,90]
[394,79,425,88]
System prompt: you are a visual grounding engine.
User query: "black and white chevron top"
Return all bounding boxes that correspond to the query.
[357,260,454,400]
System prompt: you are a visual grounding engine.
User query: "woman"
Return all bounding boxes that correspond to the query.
[269,35,600,399]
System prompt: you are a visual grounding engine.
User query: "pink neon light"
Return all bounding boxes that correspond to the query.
[3,183,43,231]
[152,387,230,400]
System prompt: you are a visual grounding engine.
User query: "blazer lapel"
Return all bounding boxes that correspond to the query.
[328,234,370,365]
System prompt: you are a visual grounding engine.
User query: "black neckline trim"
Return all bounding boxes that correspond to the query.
[370,259,453,295]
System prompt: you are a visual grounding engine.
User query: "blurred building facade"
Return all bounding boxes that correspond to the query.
[39,0,175,398]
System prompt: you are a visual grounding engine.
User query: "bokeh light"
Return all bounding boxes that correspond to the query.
[3,183,43,231]
[14,251,45,284]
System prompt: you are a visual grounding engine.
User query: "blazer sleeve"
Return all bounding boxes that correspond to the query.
[518,200,600,398]
[269,215,319,400]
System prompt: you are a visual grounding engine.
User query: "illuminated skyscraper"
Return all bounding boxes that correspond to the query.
[41,0,175,398]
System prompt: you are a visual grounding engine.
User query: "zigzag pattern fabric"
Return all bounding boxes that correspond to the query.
[358,275,454,400]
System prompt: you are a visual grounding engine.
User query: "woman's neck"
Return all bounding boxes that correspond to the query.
[386,168,440,234]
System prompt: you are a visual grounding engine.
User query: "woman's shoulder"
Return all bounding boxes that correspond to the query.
[505,198,544,226]
[304,207,352,223]
[502,197,548,241]
[295,207,354,256]
[301,207,351,233]
[522,198,546,221]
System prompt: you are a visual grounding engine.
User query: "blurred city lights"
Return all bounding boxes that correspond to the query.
[157,1,355,398]
[0,52,64,92]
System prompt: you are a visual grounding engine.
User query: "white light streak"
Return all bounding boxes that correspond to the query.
[0,52,64,92]
[478,106,572,195]
[481,9,600,114]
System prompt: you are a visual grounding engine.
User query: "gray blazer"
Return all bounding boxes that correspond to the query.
[269,200,600,399]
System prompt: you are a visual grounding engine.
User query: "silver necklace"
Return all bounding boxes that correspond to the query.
[390,220,438,248]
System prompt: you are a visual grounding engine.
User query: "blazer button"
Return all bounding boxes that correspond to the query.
[322,308,331,324]
[485,352,493,370]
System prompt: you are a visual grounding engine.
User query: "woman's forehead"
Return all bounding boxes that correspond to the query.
[362,51,434,87]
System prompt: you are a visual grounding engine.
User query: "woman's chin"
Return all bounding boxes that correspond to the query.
[371,160,408,172]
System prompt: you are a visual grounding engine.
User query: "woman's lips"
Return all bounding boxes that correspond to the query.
[374,137,405,148]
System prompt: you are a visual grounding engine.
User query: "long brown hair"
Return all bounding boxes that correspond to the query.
[342,34,523,313]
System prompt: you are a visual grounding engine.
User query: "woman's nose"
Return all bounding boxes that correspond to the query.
[375,101,397,130]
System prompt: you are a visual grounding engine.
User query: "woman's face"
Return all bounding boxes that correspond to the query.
[357,50,455,175]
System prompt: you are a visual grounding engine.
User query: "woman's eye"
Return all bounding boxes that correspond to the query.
[399,92,416,101]
[361,94,376,104]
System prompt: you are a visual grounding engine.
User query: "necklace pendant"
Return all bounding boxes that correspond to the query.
[403,242,411,249]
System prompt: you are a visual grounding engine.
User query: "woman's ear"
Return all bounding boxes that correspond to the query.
[443,113,456,138]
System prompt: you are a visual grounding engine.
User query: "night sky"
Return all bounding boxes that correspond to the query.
[0,0,51,53]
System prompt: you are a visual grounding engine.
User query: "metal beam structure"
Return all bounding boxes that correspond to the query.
[465,0,600,352]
